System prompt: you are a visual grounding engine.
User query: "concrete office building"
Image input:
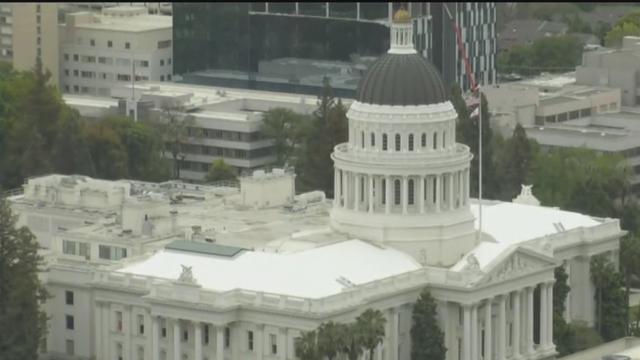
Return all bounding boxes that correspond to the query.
[8,12,625,360]
[59,6,172,97]
[64,83,328,181]
[0,3,59,86]
[577,36,640,107]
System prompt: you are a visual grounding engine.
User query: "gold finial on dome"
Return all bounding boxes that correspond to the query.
[393,7,411,23]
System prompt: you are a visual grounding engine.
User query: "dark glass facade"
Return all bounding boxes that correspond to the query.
[173,3,496,96]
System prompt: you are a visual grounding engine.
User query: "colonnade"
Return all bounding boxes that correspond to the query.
[461,281,554,360]
[334,168,470,214]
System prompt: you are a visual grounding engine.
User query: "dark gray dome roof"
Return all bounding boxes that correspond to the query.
[356,53,448,106]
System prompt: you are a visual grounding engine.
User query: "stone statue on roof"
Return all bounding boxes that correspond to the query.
[512,184,541,206]
[465,254,481,273]
[177,264,198,285]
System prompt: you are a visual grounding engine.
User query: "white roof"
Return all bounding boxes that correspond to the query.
[453,201,603,270]
[118,239,421,298]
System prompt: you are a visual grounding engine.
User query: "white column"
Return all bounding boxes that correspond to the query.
[195,322,203,360]
[402,176,408,214]
[513,291,521,358]
[547,282,554,348]
[419,176,425,213]
[152,316,160,360]
[540,284,548,349]
[384,308,398,360]
[463,305,471,360]
[355,174,361,211]
[527,287,534,354]
[174,320,181,360]
[392,308,399,360]
[334,168,341,206]
[385,176,391,214]
[498,296,506,360]
[343,171,350,209]
[257,325,264,360]
[102,305,110,360]
[95,303,103,359]
[471,304,478,359]
[448,173,455,210]
[368,175,374,213]
[279,328,287,360]
[485,300,492,360]
[435,175,441,212]
[216,326,224,360]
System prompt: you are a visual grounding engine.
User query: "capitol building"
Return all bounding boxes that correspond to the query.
[8,10,625,360]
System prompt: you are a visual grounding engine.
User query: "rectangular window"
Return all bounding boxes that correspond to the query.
[183,329,188,342]
[137,314,144,335]
[157,40,172,49]
[65,339,74,356]
[125,42,130,49]
[66,315,74,330]
[99,245,111,259]
[117,343,123,360]
[161,319,167,338]
[224,327,230,348]
[90,39,95,46]
[160,75,165,82]
[62,240,76,255]
[168,58,172,65]
[167,74,172,81]
[270,334,277,354]
[65,290,74,305]
[116,311,123,332]
[117,74,131,82]
[247,331,254,351]
[73,54,79,61]
[108,40,113,48]
[204,325,209,345]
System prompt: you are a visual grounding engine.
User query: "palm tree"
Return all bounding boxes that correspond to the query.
[317,321,348,360]
[356,309,387,360]
[295,330,319,360]
[343,322,364,360]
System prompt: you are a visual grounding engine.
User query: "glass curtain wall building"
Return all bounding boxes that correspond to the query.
[173,2,496,97]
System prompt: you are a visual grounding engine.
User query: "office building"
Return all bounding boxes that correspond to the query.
[0,3,59,86]
[172,2,496,96]
[59,6,172,97]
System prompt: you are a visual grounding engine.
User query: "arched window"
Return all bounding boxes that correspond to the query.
[408,179,415,205]
[395,133,401,151]
[371,133,375,147]
[361,131,365,148]
[394,179,401,205]
[382,178,386,204]
[421,133,426,147]
[442,131,446,148]
[408,134,414,151]
[433,132,438,150]
[382,134,388,151]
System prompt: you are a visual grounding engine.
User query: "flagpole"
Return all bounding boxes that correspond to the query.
[478,83,483,244]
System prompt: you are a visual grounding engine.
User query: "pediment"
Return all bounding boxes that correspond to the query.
[474,246,557,286]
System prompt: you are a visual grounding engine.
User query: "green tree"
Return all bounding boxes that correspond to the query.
[342,322,363,360]
[591,255,627,341]
[552,266,574,356]
[621,235,640,334]
[317,321,348,360]
[0,196,50,359]
[205,159,237,183]
[148,104,195,180]
[261,108,306,166]
[295,77,348,196]
[498,36,583,76]
[85,121,129,180]
[411,288,446,360]
[355,309,386,360]
[497,123,535,200]
[51,109,96,177]
[294,330,320,360]
[606,12,640,47]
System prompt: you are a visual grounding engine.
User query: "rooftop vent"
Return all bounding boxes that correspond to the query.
[553,222,566,232]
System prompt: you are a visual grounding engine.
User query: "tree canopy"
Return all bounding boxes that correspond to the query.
[411,288,446,360]
[0,196,50,359]
[205,159,237,183]
[497,36,584,76]
[605,11,640,47]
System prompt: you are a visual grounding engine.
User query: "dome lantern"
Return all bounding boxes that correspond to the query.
[389,8,415,55]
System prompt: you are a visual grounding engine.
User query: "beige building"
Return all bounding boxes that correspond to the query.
[59,6,172,97]
[0,3,59,86]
